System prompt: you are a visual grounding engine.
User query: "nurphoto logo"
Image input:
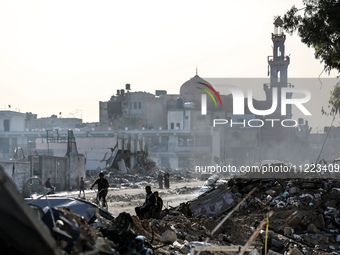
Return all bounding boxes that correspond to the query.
[197,82,312,128]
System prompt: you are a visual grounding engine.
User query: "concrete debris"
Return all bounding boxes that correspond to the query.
[188,184,237,217]
[1,164,154,254]
[160,230,177,244]
[4,156,340,255]
[249,249,261,255]
[307,223,320,234]
[198,174,228,196]
[148,177,340,254]
[28,206,155,254]
[266,189,277,196]
[283,226,294,236]
[285,210,302,227]
[336,235,340,242]
[289,187,300,194]
[287,247,304,255]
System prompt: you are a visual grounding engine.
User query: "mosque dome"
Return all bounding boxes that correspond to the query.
[179,73,213,97]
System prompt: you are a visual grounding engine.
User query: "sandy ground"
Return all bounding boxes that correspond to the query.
[105,180,205,216]
[55,179,205,216]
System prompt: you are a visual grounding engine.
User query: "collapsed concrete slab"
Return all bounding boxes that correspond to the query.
[188,184,237,218]
[160,230,177,243]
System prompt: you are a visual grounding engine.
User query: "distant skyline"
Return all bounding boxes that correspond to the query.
[0,0,338,125]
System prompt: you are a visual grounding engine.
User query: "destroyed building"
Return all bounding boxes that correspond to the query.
[0,129,86,193]
[96,17,312,167]
[26,112,83,131]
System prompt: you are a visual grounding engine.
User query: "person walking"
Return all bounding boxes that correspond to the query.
[90,172,109,206]
[79,177,85,197]
[157,171,163,189]
[164,171,170,189]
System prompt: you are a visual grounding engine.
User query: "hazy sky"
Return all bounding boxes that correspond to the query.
[0,0,338,124]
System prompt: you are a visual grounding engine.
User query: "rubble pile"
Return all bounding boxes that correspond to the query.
[127,178,340,254]
[170,186,199,195]
[103,174,157,189]
[87,170,197,191]
[33,206,156,254]
[131,213,231,254]
[107,193,145,202]
[226,178,340,253]
[5,154,340,255]
[105,186,198,204]
[46,208,114,254]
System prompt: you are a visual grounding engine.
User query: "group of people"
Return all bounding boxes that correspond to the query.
[135,185,163,220]
[45,173,164,220]
[157,171,170,189]
[44,173,109,204]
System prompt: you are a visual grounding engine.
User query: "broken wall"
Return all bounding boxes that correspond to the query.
[0,155,85,192]
[68,155,86,189]
[40,155,86,190]
[40,156,68,190]
[76,136,116,171]
[0,160,31,191]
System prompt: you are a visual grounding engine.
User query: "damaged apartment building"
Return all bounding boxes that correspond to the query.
[98,77,223,169]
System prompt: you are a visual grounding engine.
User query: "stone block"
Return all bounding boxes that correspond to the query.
[307,223,320,234]
[160,230,177,244]
[286,210,302,227]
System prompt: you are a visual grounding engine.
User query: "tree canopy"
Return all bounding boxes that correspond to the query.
[282,0,340,74]
[322,81,340,116]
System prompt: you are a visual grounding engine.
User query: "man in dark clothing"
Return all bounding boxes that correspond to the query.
[135,186,155,220]
[90,172,109,206]
[45,178,55,194]
[152,191,163,218]
[79,177,85,198]
[157,171,163,189]
[164,171,170,189]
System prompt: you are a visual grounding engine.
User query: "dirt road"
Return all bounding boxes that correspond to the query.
[82,179,204,216]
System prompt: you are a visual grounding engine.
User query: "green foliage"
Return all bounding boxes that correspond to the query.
[283,0,340,74]
[322,81,340,115]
